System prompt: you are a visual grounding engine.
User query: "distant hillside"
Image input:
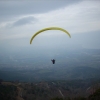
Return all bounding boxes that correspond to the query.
[0,48,100,82]
[0,66,100,82]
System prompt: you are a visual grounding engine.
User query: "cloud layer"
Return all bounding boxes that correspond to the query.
[0,0,100,40]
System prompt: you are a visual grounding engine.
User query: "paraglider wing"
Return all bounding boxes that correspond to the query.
[30,27,71,44]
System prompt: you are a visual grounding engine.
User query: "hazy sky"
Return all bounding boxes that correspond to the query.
[0,0,100,49]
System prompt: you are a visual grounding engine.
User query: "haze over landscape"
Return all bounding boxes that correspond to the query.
[0,0,100,100]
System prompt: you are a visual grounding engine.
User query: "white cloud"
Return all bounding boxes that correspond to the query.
[0,0,100,40]
[35,0,100,33]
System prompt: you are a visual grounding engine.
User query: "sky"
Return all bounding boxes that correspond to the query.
[0,0,100,50]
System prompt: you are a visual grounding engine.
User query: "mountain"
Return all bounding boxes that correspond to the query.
[0,80,100,100]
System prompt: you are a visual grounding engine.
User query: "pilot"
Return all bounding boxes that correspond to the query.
[51,59,55,64]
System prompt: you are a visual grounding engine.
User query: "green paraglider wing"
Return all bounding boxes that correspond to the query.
[30,27,71,44]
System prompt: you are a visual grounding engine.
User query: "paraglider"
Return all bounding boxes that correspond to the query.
[30,27,71,64]
[30,27,71,44]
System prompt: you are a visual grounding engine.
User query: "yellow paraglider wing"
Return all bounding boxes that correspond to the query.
[30,27,71,44]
